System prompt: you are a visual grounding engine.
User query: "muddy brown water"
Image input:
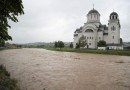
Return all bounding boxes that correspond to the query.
[0,48,130,90]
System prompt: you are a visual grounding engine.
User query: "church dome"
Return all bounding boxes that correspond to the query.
[110,12,118,16]
[110,12,118,20]
[88,9,100,15]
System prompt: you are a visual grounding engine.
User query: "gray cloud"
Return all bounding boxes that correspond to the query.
[8,0,130,43]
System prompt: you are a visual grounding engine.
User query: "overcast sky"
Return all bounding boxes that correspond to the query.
[8,0,130,44]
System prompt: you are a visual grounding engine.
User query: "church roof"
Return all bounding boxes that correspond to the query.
[99,25,108,30]
[74,28,82,33]
[110,12,118,16]
[88,8,100,15]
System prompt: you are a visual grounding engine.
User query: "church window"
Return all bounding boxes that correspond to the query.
[112,15,114,19]
[114,27,116,30]
[94,14,96,18]
[116,16,117,19]
[92,37,93,39]
[111,26,116,31]
[112,27,113,30]
[87,37,89,39]
[113,36,114,39]
[89,43,91,45]
[91,14,92,19]
[90,37,91,39]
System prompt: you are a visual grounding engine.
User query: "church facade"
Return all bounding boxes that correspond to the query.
[73,8,123,49]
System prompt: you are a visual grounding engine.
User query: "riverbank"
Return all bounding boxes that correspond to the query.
[0,65,20,90]
[46,48,130,56]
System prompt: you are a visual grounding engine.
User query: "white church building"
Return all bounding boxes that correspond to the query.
[73,8,123,49]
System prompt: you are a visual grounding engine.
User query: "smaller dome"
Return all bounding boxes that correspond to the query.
[110,12,118,16]
[88,8,100,15]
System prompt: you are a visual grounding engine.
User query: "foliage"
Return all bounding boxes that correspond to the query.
[0,0,24,42]
[69,42,73,48]
[120,38,123,44]
[0,40,5,47]
[54,41,58,48]
[78,35,87,47]
[46,48,130,56]
[76,43,80,49]
[0,65,20,90]
[54,41,64,49]
[97,40,106,47]
[57,41,64,49]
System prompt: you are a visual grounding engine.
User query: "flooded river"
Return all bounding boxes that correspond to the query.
[0,48,130,90]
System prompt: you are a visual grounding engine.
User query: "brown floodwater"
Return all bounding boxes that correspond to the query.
[0,48,130,90]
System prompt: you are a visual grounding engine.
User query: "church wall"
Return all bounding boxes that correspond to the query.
[73,33,82,48]
[108,22,120,44]
[84,32,96,49]
[103,35,108,43]
[97,31,103,42]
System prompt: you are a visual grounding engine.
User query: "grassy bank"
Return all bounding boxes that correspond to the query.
[46,48,130,56]
[0,65,20,90]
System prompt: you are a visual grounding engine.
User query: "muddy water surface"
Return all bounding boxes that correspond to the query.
[0,48,130,90]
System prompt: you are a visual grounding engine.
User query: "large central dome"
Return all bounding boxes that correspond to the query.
[87,8,100,24]
[88,8,100,15]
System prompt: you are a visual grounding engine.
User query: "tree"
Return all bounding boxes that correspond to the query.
[69,42,73,48]
[0,0,24,42]
[78,35,87,47]
[97,40,106,47]
[76,43,80,49]
[120,38,123,44]
[57,41,64,49]
[0,40,5,47]
[54,41,58,48]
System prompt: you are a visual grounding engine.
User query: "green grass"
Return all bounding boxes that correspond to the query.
[0,65,20,90]
[46,48,130,56]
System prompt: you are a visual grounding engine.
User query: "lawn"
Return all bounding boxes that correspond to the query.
[46,48,130,56]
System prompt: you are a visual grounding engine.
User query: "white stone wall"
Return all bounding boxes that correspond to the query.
[73,33,82,48]
[84,32,96,49]
[103,35,108,43]
[97,31,103,42]
[108,21,120,44]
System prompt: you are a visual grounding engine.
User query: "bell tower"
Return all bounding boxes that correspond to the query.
[108,12,121,44]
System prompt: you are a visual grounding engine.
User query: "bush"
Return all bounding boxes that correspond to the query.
[0,65,20,90]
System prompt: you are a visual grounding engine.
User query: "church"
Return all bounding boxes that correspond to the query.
[73,8,123,49]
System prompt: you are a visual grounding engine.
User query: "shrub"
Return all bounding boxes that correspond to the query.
[0,65,20,90]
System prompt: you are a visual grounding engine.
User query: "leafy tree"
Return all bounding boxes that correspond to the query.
[97,40,106,47]
[76,43,80,49]
[120,38,123,44]
[78,35,87,47]
[0,0,24,42]
[70,42,73,48]
[0,40,5,47]
[54,41,58,48]
[57,41,64,49]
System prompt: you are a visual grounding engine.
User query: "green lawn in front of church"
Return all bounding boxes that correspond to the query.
[46,48,130,56]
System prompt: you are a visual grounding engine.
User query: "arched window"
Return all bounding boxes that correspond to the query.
[113,36,114,39]
[111,26,116,31]
[91,14,92,19]
[85,29,93,32]
[116,16,117,19]
[112,16,114,19]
